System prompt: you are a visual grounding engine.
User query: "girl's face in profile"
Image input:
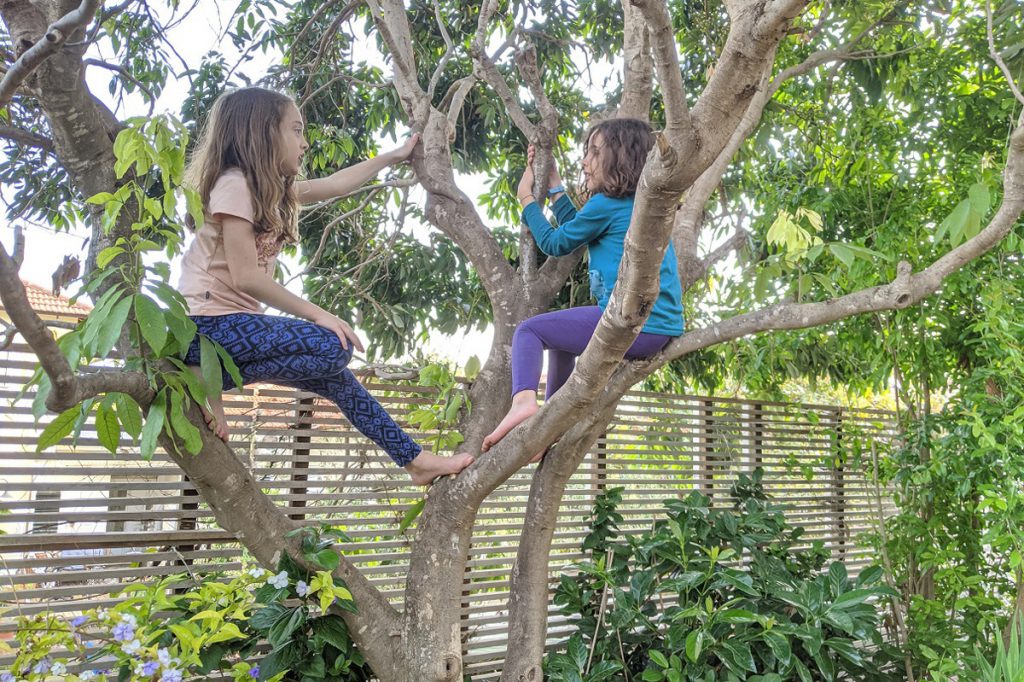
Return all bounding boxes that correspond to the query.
[278,101,309,176]
[582,132,605,193]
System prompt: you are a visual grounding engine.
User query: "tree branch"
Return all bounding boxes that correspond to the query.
[682,227,749,291]
[427,0,456,101]
[500,399,619,681]
[470,3,537,140]
[0,124,55,152]
[673,30,888,289]
[0,0,101,108]
[617,0,654,120]
[630,0,690,134]
[626,0,692,134]
[988,0,1024,107]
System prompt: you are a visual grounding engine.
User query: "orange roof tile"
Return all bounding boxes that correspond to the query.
[10,280,92,319]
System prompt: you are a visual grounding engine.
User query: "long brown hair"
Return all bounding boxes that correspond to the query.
[583,118,654,198]
[184,87,300,243]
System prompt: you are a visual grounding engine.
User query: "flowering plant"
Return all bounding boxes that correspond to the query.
[4,528,368,681]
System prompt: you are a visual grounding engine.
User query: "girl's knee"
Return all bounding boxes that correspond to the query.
[513,317,541,344]
[315,333,352,375]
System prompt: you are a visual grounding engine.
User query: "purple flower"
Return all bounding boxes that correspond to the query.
[136,660,159,676]
[295,580,309,597]
[267,571,288,589]
[31,658,51,674]
[70,615,88,627]
[112,620,136,641]
[160,669,183,682]
[0,671,14,682]
[249,665,260,679]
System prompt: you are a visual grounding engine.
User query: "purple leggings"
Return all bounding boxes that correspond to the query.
[511,306,673,399]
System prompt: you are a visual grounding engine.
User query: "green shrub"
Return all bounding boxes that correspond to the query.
[545,469,901,681]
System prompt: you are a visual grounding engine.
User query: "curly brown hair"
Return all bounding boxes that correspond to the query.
[184,87,300,243]
[583,118,655,199]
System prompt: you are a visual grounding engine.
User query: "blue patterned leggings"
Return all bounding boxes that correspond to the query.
[183,313,422,466]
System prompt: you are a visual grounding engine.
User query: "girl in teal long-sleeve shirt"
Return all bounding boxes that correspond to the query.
[482,118,684,459]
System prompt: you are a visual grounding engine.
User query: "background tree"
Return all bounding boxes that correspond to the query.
[2,0,1024,679]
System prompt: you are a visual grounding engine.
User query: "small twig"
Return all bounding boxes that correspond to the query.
[82,58,157,115]
[470,1,537,140]
[988,0,1024,107]
[585,547,615,674]
[427,0,456,100]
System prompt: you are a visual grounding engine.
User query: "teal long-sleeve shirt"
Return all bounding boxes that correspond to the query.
[521,192,684,337]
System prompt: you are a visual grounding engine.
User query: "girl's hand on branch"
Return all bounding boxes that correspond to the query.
[517,164,536,204]
[384,133,420,165]
[527,144,562,191]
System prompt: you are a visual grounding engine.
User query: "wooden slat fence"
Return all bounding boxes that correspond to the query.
[0,341,898,679]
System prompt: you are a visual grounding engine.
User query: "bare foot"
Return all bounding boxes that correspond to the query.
[202,394,229,442]
[482,390,539,452]
[189,367,229,441]
[405,451,474,486]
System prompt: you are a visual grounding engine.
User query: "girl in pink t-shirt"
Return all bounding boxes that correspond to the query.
[179,87,472,485]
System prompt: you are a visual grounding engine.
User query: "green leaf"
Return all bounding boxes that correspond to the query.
[650,650,669,668]
[937,199,970,246]
[968,181,991,217]
[91,296,133,359]
[140,391,167,460]
[685,630,703,663]
[96,246,126,268]
[311,616,351,652]
[205,622,245,645]
[828,588,877,611]
[134,294,168,355]
[829,243,855,269]
[199,335,223,400]
[250,603,288,630]
[95,402,121,454]
[399,498,426,533]
[718,608,759,624]
[764,630,791,666]
[259,641,301,680]
[464,355,481,380]
[169,390,203,455]
[114,393,143,440]
[214,342,244,390]
[36,406,82,451]
[719,640,756,674]
[86,191,116,205]
[268,607,307,648]
[313,549,340,571]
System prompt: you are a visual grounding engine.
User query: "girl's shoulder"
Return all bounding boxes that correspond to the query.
[211,167,248,190]
[584,192,634,211]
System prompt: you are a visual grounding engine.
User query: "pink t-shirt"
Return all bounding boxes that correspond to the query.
[179,169,284,316]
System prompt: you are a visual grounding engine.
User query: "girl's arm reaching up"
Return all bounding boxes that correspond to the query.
[221,215,364,351]
[295,134,419,204]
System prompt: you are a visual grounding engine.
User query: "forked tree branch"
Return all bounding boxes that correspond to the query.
[0,0,102,108]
